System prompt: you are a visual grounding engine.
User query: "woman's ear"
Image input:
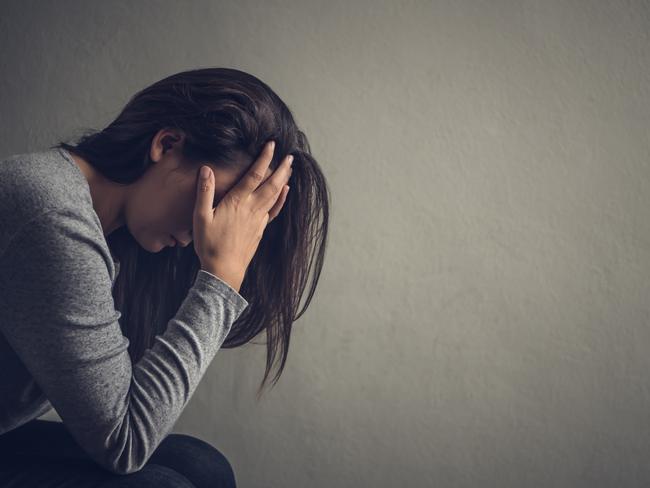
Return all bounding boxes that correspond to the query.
[150,128,185,162]
[161,134,177,153]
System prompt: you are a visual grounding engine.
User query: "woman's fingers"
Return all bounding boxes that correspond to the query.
[194,165,215,225]
[220,138,292,218]
[254,154,293,213]
[230,140,276,198]
[268,185,290,222]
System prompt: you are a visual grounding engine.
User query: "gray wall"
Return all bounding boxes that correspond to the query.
[2,0,649,486]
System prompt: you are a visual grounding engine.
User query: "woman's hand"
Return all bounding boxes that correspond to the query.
[192,141,293,292]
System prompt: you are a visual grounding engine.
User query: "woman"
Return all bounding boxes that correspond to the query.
[0,67,330,487]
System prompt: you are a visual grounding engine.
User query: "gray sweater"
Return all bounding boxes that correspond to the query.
[0,147,249,474]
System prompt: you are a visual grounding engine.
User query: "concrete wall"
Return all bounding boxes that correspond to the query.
[1,1,649,486]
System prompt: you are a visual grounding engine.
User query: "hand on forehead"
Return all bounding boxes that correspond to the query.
[208,165,275,207]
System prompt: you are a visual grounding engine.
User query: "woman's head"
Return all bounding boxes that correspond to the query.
[53,67,330,398]
[86,126,276,252]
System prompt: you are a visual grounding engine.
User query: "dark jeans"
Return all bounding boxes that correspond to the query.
[0,419,237,487]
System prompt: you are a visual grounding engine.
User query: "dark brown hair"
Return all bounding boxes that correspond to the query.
[51,67,330,399]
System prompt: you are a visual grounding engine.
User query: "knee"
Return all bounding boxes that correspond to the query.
[150,433,237,488]
[120,464,196,488]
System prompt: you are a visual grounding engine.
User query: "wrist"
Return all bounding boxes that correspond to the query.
[200,265,243,293]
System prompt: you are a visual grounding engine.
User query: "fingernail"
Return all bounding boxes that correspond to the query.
[288,155,294,166]
[201,166,210,179]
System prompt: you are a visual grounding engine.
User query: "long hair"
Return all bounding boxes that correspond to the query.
[51,67,330,399]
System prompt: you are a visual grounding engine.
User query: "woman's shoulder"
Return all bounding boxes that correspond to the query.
[0,147,91,209]
[0,147,99,256]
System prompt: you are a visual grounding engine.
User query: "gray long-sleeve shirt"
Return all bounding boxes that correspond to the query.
[0,147,249,474]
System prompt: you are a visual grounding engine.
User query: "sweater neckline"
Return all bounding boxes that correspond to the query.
[56,147,88,188]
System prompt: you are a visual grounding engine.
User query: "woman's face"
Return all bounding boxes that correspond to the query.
[126,129,272,253]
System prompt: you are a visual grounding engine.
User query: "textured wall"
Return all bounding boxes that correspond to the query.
[1,0,649,486]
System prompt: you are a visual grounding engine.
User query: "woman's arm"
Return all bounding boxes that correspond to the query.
[0,205,248,474]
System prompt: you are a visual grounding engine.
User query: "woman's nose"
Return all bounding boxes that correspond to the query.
[179,229,192,246]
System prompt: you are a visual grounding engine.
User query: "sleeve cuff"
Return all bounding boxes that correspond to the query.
[196,269,249,311]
